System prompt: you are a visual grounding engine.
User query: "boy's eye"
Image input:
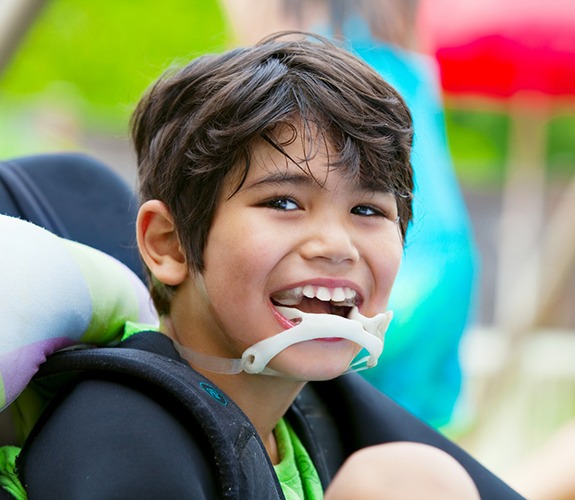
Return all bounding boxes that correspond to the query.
[264,197,300,211]
[351,205,383,217]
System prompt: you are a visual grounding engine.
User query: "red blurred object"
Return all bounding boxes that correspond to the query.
[418,0,575,99]
[419,0,575,336]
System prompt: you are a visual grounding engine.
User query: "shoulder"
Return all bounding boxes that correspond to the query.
[18,340,217,499]
[18,331,284,499]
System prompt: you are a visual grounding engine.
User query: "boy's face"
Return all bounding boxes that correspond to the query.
[175,128,403,380]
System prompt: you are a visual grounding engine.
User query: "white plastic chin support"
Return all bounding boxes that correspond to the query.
[174,306,393,377]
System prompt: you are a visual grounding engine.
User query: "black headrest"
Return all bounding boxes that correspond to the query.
[0,153,145,282]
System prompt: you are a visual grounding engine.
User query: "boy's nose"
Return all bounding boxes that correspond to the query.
[299,221,360,264]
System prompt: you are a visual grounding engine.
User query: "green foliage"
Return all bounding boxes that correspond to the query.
[444,108,510,187]
[0,0,227,129]
[444,106,575,188]
[547,113,575,176]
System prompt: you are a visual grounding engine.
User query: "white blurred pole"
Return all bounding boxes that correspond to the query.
[0,0,48,77]
[534,170,575,324]
[493,93,549,336]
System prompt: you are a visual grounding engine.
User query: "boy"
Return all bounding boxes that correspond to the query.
[15,33,520,498]
[218,0,480,431]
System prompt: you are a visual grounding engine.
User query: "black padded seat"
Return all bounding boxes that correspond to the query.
[0,153,144,282]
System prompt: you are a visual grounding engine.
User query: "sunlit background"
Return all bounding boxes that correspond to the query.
[2,0,575,493]
[0,0,227,178]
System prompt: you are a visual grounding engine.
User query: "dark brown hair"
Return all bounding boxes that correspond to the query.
[131,32,413,314]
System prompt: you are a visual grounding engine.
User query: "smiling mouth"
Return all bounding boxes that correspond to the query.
[270,285,359,319]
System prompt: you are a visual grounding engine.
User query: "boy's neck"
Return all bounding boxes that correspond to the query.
[200,369,305,464]
[163,283,306,461]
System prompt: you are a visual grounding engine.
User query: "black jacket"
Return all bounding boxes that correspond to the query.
[18,331,523,499]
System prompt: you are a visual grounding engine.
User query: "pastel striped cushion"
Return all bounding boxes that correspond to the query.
[0,215,158,411]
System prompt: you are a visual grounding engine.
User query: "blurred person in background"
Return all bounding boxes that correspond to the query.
[219,0,480,431]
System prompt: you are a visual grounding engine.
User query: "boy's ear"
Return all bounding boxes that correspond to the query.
[137,200,188,286]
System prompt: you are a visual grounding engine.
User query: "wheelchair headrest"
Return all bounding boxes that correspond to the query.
[0,153,145,282]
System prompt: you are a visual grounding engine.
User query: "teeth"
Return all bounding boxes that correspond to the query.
[331,288,346,302]
[272,285,357,306]
[316,286,331,301]
[271,287,303,305]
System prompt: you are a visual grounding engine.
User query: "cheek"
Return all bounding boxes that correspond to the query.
[206,230,276,280]
[385,240,404,282]
[202,218,281,306]
[200,223,286,347]
[367,235,404,311]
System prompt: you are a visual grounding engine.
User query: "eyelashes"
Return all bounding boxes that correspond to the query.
[351,204,390,218]
[260,195,397,221]
[260,196,300,211]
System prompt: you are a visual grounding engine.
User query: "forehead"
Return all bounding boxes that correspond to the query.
[228,127,387,198]
[220,120,399,204]
[252,125,331,179]
[225,126,327,189]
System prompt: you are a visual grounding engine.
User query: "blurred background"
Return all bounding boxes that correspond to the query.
[0,0,227,179]
[2,0,575,495]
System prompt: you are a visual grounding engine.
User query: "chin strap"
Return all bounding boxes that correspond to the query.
[173,307,393,378]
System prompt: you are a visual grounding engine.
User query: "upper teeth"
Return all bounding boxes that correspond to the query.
[272,286,357,306]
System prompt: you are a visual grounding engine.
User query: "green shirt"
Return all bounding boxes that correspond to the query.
[0,446,26,500]
[274,418,324,500]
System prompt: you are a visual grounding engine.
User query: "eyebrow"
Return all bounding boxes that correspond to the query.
[244,170,319,191]
[244,170,396,201]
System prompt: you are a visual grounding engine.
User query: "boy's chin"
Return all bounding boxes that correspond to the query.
[266,341,358,382]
